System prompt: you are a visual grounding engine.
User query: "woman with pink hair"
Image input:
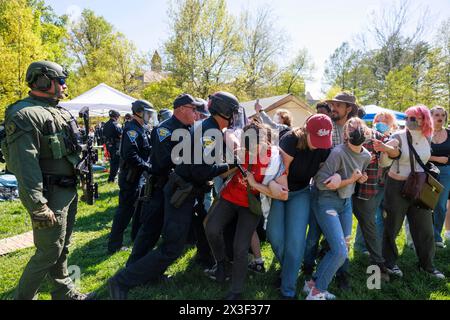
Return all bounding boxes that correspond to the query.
[373,105,445,280]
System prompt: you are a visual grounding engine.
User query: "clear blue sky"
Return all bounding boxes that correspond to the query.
[45,0,449,99]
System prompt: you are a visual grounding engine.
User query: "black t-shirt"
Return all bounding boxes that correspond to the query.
[280,132,331,192]
[431,129,450,166]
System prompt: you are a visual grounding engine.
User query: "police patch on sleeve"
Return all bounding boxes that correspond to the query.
[202,136,216,157]
[157,127,171,142]
[127,130,138,143]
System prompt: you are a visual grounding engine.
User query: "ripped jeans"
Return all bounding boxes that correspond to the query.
[313,190,353,292]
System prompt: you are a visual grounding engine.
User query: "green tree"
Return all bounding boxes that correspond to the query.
[0,0,66,118]
[142,78,183,110]
[269,49,314,98]
[235,6,285,98]
[165,0,240,97]
[380,66,416,111]
[324,42,354,90]
[66,9,145,97]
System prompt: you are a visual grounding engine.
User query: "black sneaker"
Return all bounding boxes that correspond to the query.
[335,273,351,291]
[386,265,404,278]
[248,260,266,274]
[205,261,231,283]
[419,267,446,280]
[54,291,97,301]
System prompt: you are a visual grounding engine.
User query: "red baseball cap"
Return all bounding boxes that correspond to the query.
[306,114,333,149]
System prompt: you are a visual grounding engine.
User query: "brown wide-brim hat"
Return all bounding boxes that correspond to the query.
[326,92,360,115]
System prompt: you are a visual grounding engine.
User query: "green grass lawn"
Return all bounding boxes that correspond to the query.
[0,172,449,300]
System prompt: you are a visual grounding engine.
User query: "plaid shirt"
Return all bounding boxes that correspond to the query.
[332,122,344,148]
[356,131,389,200]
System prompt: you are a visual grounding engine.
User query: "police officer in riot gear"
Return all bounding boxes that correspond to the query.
[108,92,240,300]
[126,94,200,266]
[1,61,94,300]
[103,110,122,183]
[107,100,156,254]
[158,109,173,123]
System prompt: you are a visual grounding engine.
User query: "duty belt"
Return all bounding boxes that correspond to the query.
[43,175,78,188]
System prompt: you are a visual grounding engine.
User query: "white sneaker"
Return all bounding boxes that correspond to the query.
[435,242,447,249]
[306,290,326,301]
[303,282,336,300]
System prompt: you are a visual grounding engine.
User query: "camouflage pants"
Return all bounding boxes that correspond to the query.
[15,185,78,300]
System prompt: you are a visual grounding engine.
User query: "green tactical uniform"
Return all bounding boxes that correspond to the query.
[1,93,83,300]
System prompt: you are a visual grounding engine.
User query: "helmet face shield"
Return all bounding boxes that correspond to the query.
[229,106,247,130]
[143,109,158,127]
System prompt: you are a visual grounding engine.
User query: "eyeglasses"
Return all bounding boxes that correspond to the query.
[407,117,417,122]
[183,105,197,112]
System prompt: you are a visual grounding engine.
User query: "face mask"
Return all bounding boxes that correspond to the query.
[375,122,389,134]
[349,127,366,146]
[406,119,420,131]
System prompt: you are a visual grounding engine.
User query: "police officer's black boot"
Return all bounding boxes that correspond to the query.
[108,277,129,300]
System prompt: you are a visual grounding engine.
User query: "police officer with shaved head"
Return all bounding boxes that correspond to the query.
[107,100,157,254]
[103,109,122,183]
[108,92,240,299]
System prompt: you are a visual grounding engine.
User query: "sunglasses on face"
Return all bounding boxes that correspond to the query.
[54,77,66,86]
[407,117,421,122]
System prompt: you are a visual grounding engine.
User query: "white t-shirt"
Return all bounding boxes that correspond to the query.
[389,130,431,178]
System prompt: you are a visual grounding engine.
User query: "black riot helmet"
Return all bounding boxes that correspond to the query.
[158,109,173,123]
[132,100,158,127]
[208,92,240,126]
[109,110,120,119]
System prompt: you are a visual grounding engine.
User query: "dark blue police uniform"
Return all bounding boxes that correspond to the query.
[127,115,190,265]
[113,116,230,287]
[108,119,151,253]
[103,119,123,182]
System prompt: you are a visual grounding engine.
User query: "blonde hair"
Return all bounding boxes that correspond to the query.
[343,117,370,142]
[431,106,448,124]
[373,111,398,132]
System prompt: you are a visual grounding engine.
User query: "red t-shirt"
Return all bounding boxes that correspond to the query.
[221,152,270,208]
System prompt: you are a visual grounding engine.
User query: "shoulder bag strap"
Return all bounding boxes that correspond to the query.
[406,130,429,173]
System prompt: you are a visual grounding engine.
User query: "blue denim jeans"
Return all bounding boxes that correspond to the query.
[354,186,385,252]
[313,190,353,292]
[434,165,450,243]
[267,187,311,298]
[304,187,321,269]
[304,188,352,275]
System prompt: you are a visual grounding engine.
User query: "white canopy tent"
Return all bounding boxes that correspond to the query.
[60,83,137,117]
